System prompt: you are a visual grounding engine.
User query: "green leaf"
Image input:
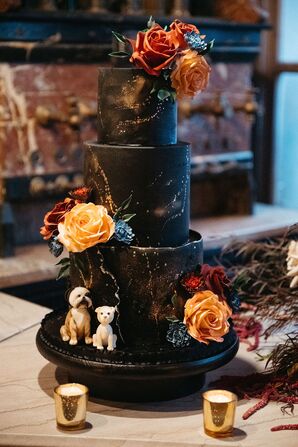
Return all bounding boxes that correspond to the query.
[56,264,70,281]
[157,89,171,101]
[122,213,136,223]
[55,257,70,266]
[200,39,215,55]
[114,194,133,220]
[74,255,86,273]
[162,70,170,80]
[147,16,155,29]
[150,80,161,95]
[171,292,179,309]
[166,316,180,323]
[108,51,130,58]
[112,31,127,44]
[170,91,177,103]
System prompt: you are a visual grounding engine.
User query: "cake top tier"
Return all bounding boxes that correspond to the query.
[97,67,177,146]
[97,20,212,146]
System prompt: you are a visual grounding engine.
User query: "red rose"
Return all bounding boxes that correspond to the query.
[200,264,231,301]
[181,271,204,293]
[170,20,200,49]
[40,197,77,240]
[130,25,179,76]
[69,186,91,202]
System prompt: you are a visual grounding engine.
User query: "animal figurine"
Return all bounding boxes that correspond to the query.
[60,287,93,345]
[93,306,117,351]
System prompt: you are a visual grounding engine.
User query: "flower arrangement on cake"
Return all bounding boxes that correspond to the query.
[166,264,239,348]
[40,187,135,259]
[110,17,213,101]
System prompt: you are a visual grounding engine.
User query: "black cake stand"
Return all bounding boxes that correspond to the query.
[36,310,239,402]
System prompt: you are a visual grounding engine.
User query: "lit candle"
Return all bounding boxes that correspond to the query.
[59,385,85,396]
[202,389,237,437]
[54,383,88,430]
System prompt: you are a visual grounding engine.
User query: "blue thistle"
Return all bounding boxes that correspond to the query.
[184,31,208,53]
[114,219,134,245]
[48,236,63,258]
[229,291,241,313]
[166,321,191,348]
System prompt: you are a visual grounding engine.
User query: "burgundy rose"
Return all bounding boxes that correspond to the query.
[40,197,77,240]
[200,264,231,301]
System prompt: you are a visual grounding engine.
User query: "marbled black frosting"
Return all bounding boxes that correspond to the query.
[97,67,177,146]
[85,141,190,247]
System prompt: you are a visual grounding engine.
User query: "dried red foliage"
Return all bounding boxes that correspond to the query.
[271,424,298,431]
[211,372,298,429]
[232,314,263,351]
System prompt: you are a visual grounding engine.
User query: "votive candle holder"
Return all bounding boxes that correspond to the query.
[202,389,237,437]
[54,383,88,430]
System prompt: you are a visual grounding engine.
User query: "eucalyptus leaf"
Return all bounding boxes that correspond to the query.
[56,264,70,281]
[157,89,171,101]
[121,213,136,223]
[74,255,86,273]
[147,15,155,29]
[56,257,70,266]
[171,292,179,309]
[109,51,130,58]
[112,31,127,44]
[166,316,180,323]
[114,194,133,220]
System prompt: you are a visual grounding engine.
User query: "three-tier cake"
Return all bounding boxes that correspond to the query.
[37,20,239,401]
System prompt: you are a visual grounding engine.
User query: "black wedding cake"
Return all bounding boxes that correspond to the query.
[74,67,202,348]
[37,20,239,401]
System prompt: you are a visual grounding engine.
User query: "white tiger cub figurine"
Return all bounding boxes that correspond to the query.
[93,306,117,351]
[60,287,93,345]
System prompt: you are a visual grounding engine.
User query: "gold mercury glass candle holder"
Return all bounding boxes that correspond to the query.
[54,383,89,430]
[202,389,237,437]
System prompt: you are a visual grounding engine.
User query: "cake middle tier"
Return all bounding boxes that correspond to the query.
[85,141,191,247]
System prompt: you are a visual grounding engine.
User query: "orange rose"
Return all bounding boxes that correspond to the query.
[184,290,232,344]
[171,49,211,99]
[57,203,115,253]
[40,198,77,240]
[170,19,200,49]
[130,24,179,76]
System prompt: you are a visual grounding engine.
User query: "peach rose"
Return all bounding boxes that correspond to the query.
[170,20,200,49]
[40,198,77,240]
[170,49,211,99]
[184,290,232,344]
[57,202,115,253]
[130,24,179,76]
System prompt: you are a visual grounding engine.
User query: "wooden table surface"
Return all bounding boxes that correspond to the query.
[1,203,298,289]
[0,294,296,447]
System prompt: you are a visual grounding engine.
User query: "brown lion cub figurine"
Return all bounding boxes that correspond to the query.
[60,287,93,345]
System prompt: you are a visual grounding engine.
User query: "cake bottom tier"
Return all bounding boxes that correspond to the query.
[36,311,239,402]
[70,230,203,347]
